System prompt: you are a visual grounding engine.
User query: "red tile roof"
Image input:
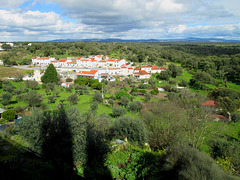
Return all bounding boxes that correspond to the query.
[201,101,216,107]
[107,59,115,62]
[58,59,67,62]
[77,70,98,75]
[37,57,51,60]
[139,70,150,75]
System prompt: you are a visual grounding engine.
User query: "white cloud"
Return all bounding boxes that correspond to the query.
[0,9,99,41]
[0,0,29,9]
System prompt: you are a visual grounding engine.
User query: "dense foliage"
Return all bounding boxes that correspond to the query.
[41,64,58,83]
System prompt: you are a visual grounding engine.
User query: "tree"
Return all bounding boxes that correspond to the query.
[156,71,169,81]
[25,80,39,90]
[108,99,114,107]
[115,90,131,100]
[167,63,183,78]
[41,64,58,83]
[1,44,12,51]
[128,101,143,112]
[148,78,156,87]
[111,116,147,145]
[120,96,129,107]
[2,109,16,122]
[112,107,126,117]
[1,92,12,106]
[67,93,79,105]
[92,91,103,103]
[47,96,55,103]
[24,91,43,107]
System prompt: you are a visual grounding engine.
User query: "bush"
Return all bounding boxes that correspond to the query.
[93,91,103,103]
[47,96,55,103]
[128,101,143,112]
[116,90,131,100]
[111,116,147,145]
[108,99,114,107]
[112,107,126,117]
[2,109,16,122]
[121,96,129,107]
[150,88,159,95]
[67,93,79,105]
[138,84,148,89]
[168,79,177,85]
[162,144,232,180]
[178,80,188,87]
[138,89,146,95]
[25,80,39,90]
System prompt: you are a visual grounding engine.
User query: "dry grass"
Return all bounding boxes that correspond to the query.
[0,66,28,79]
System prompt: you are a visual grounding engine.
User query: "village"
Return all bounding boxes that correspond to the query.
[31,55,167,83]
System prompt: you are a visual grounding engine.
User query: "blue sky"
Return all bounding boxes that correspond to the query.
[0,0,240,41]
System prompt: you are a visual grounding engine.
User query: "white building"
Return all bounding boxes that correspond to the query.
[32,57,56,66]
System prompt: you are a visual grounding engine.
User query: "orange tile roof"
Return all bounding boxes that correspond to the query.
[128,67,133,69]
[115,59,123,62]
[37,57,51,60]
[91,60,97,62]
[77,70,98,75]
[121,67,127,68]
[81,59,89,61]
[107,59,115,62]
[58,59,67,62]
[139,70,150,75]
[51,61,58,63]
[99,60,106,62]
[160,67,167,70]
[134,68,141,70]
[201,101,216,107]
[67,62,76,64]
[152,65,158,68]
[77,57,82,60]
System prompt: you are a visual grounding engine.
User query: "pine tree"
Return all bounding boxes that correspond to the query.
[41,64,58,83]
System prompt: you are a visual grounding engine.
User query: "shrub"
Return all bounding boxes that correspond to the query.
[121,96,130,107]
[128,101,143,112]
[150,88,159,95]
[162,144,232,179]
[67,93,79,105]
[138,89,146,95]
[168,79,177,85]
[2,109,16,122]
[178,80,188,87]
[47,96,55,103]
[25,80,39,90]
[111,116,147,145]
[108,99,114,107]
[112,107,126,117]
[93,91,103,103]
[116,90,131,100]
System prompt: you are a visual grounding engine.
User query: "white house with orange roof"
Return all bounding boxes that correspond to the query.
[98,60,107,67]
[76,70,99,79]
[134,70,151,79]
[115,59,126,67]
[95,55,103,61]
[32,57,56,66]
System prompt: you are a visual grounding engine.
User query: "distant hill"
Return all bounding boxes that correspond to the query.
[47,38,240,43]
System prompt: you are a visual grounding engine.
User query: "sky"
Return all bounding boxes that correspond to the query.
[0,0,240,41]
